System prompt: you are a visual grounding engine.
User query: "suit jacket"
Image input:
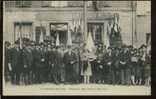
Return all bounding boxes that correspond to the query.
[54,50,63,69]
[23,47,33,69]
[10,47,24,71]
[5,47,11,70]
[63,51,77,66]
[33,48,44,68]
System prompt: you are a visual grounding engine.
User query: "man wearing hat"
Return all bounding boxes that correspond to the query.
[9,41,24,85]
[44,43,53,82]
[63,45,78,84]
[22,42,33,85]
[52,46,63,84]
[30,41,36,84]
[4,41,11,83]
[33,43,45,83]
[32,43,40,83]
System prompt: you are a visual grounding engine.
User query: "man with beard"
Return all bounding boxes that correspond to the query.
[63,45,78,84]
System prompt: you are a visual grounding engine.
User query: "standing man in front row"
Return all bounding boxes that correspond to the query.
[63,45,78,84]
[9,41,23,85]
[53,46,64,84]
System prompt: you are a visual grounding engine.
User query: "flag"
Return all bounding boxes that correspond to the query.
[114,14,119,33]
[105,24,111,48]
[56,33,60,46]
[147,35,151,54]
[67,29,72,46]
[85,32,96,53]
[39,29,44,43]
[70,21,74,32]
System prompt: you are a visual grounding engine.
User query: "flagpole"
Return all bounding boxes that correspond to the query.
[83,1,87,42]
[131,1,134,46]
[19,21,22,49]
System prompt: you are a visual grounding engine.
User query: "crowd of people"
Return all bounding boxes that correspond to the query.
[4,39,151,86]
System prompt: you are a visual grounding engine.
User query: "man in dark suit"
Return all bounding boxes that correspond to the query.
[113,47,120,85]
[110,47,116,85]
[30,42,36,84]
[103,47,113,84]
[119,46,129,85]
[48,45,56,83]
[63,45,78,84]
[53,46,63,84]
[9,41,23,85]
[22,42,33,85]
[44,44,54,82]
[4,41,11,83]
[32,43,40,83]
[33,43,45,84]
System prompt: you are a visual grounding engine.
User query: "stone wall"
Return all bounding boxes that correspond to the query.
[3,7,150,47]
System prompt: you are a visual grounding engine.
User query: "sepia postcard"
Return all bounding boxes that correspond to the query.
[2,0,151,96]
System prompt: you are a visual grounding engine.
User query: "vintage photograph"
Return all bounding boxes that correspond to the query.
[3,0,151,95]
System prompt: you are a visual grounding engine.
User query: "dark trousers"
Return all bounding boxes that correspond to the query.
[65,65,74,83]
[120,69,126,85]
[125,68,131,85]
[53,67,61,84]
[114,69,120,84]
[110,70,115,84]
[35,68,45,84]
[10,70,21,85]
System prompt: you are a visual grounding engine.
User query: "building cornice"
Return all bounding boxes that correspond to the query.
[5,7,133,12]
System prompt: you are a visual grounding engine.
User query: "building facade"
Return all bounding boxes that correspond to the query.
[3,1,151,47]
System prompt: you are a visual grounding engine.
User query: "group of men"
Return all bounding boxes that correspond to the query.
[4,40,151,86]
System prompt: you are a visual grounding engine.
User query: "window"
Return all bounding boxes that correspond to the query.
[146,33,151,45]
[14,22,33,42]
[15,1,32,7]
[88,23,104,44]
[50,23,68,45]
[35,26,46,43]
